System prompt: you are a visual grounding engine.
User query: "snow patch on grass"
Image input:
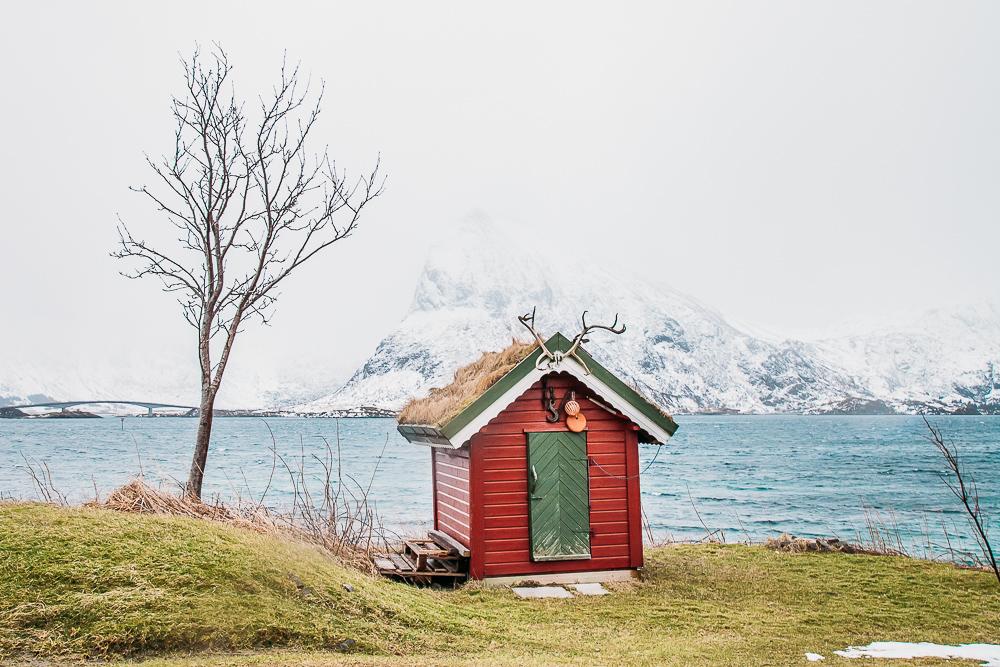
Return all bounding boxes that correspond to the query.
[835,642,1000,666]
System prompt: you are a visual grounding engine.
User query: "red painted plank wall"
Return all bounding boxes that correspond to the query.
[466,372,643,579]
[433,446,471,548]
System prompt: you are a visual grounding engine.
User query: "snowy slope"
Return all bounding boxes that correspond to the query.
[8,214,998,415]
[814,303,1000,412]
[298,216,890,415]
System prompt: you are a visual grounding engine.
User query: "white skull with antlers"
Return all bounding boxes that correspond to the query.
[517,307,626,374]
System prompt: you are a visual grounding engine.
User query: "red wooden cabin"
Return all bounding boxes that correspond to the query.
[397,332,678,583]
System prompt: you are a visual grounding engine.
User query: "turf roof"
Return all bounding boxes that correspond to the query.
[397,340,538,428]
[397,333,679,443]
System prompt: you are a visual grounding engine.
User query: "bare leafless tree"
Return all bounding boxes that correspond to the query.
[113,46,384,499]
[924,416,999,583]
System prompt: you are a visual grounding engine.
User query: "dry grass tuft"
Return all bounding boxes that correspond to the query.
[93,479,274,532]
[398,340,538,427]
[91,476,377,573]
[764,532,875,555]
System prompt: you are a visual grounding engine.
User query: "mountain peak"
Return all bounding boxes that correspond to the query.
[302,221,1000,415]
[410,212,554,316]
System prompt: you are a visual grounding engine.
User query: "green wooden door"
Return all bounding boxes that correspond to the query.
[527,431,591,561]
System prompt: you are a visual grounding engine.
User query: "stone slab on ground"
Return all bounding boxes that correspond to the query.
[572,582,610,596]
[512,586,574,599]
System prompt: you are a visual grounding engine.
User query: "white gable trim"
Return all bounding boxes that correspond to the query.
[448,357,674,448]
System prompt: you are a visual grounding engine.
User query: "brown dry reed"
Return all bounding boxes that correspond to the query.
[398,339,537,427]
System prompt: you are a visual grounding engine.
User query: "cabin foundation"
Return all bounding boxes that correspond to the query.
[480,568,640,587]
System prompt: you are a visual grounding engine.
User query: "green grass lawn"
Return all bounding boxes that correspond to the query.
[1,503,998,666]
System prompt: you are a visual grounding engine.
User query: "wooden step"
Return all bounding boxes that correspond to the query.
[376,557,465,579]
[428,529,471,557]
[404,540,453,570]
[404,568,466,578]
[430,556,459,573]
[389,552,415,572]
[373,556,395,571]
[405,540,451,558]
[373,531,470,583]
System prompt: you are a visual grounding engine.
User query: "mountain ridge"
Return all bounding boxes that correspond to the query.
[297,217,1000,416]
[5,216,998,416]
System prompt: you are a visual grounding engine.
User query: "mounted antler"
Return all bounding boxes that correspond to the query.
[518,307,555,364]
[516,308,626,374]
[564,310,627,374]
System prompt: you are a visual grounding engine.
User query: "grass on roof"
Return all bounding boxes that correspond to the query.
[3,502,1000,666]
[397,340,537,428]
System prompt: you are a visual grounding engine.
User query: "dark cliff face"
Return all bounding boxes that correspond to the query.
[649,318,691,353]
[351,336,443,383]
[953,363,999,406]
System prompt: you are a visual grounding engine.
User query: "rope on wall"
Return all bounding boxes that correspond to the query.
[588,442,665,481]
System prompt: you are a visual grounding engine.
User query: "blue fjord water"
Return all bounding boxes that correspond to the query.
[1,416,997,555]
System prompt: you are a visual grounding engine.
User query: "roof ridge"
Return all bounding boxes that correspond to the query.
[398,332,678,448]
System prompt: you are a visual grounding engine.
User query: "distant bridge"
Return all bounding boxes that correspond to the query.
[5,400,198,417]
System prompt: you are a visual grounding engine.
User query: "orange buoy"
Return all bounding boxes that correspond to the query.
[564,399,580,416]
[566,412,587,432]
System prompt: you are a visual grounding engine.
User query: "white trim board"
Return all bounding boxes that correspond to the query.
[449,356,675,448]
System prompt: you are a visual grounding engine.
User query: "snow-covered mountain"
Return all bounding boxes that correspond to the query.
[7,214,998,416]
[813,303,1000,413]
[299,215,999,416]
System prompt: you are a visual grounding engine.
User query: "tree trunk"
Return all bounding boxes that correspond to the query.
[187,387,216,499]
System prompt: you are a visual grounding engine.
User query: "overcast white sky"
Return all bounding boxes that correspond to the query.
[1,1,998,390]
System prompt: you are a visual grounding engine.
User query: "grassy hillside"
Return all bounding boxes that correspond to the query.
[1,503,998,666]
